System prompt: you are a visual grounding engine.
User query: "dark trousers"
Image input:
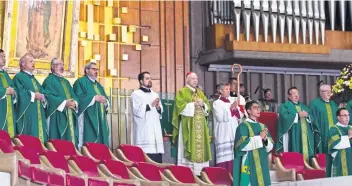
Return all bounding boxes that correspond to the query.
[147,153,162,163]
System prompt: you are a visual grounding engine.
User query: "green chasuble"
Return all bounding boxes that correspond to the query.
[347,100,352,124]
[13,71,48,143]
[73,75,109,146]
[233,120,273,186]
[0,70,16,137]
[171,86,212,163]
[276,101,315,163]
[310,97,338,154]
[42,73,78,146]
[327,124,352,177]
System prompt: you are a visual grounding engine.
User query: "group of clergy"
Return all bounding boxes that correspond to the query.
[0,51,110,148]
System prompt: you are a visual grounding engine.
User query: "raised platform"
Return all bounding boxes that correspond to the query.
[272,175,352,186]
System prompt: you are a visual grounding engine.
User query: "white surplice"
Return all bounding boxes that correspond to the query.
[212,98,243,164]
[177,85,210,175]
[131,89,164,154]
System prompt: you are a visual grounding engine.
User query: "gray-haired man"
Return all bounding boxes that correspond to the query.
[73,62,110,147]
[42,58,79,146]
[13,53,48,142]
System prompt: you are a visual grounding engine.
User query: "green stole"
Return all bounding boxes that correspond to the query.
[233,120,272,186]
[276,101,314,163]
[310,98,338,154]
[0,71,15,137]
[60,79,75,144]
[171,86,211,163]
[348,100,352,124]
[328,125,352,177]
[31,78,44,142]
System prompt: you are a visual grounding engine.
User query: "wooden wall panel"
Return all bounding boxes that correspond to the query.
[120,46,141,78]
[183,1,190,76]
[141,11,160,45]
[165,1,175,93]
[159,1,166,93]
[175,1,184,90]
[141,46,160,79]
[119,1,140,9]
[141,1,159,11]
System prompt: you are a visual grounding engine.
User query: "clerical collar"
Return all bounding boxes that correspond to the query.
[52,73,63,78]
[186,85,196,92]
[246,118,257,123]
[86,75,96,83]
[336,122,349,128]
[289,100,299,105]
[23,70,33,76]
[320,97,330,103]
[219,96,230,103]
[140,87,151,93]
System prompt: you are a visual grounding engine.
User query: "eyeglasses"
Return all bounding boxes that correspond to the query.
[89,68,99,71]
[339,114,350,117]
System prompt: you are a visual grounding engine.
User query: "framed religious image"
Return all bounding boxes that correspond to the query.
[3,0,79,77]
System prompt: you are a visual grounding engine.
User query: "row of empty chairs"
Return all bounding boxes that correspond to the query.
[0,130,233,186]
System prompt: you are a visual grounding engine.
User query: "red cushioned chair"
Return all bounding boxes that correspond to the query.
[14,145,65,185]
[312,153,326,170]
[257,112,278,170]
[201,167,233,186]
[129,162,193,186]
[117,144,173,168]
[275,152,325,181]
[164,165,221,186]
[39,150,88,186]
[82,142,130,164]
[13,135,47,153]
[46,139,82,157]
[68,155,136,186]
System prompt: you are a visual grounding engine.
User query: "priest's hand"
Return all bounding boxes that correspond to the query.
[66,99,76,108]
[260,128,268,140]
[151,98,160,107]
[196,100,204,107]
[95,95,106,103]
[35,92,45,101]
[230,101,238,110]
[5,87,15,95]
[298,111,308,118]
[348,129,352,139]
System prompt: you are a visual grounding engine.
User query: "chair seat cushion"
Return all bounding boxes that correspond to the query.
[167,166,195,184]
[50,139,77,156]
[102,159,129,179]
[300,169,326,180]
[202,167,232,185]
[85,142,112,160]
[134,163,162,181]
[119,145,146,163]
[66,174,85,186]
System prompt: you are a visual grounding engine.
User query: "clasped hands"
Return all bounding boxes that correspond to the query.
[260,128,268,141]
[95,95,107,104]
[298,111,308,118]
[151,98,160,109]
[5,87,15,96]
[65,99,76,109]
[194,99,204,107]
[230,100,238,110]
[34,92,45,101]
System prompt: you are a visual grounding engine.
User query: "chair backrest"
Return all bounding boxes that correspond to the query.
[16,135,44,153]
[119,144,146,163]
[85,142,112,160]
[279,152,304,171]
[49,139,77,156]
[42,151,70,173]
[0,139,14,153]
[104,159,130,179]
[70,155,99,177]
[14,146,41,164]
[257,112,278,143]
[202,167,232,185]
[0,130,12,144]
[134,162,162,181]
[167,166,195,184]
[316,153,326,169]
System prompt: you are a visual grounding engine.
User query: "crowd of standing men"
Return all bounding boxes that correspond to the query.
[0,50,110,148]
[2,49,352,185]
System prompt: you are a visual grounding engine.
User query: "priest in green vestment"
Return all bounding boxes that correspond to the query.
[73,62,110,147]
[347,100,352,124]
[310,85,338,154]
[13,54,48,142]
[172,72,212,175]
[276,87,316,163]
[233,100,273,186]
[327,108,352,177]
[43,58,78,145]
[0,49,16,137]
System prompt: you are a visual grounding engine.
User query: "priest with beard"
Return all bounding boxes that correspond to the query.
[73,62,110,147]
[13,54,48,142]
[131,71,164,163]
[43,58,78,145]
